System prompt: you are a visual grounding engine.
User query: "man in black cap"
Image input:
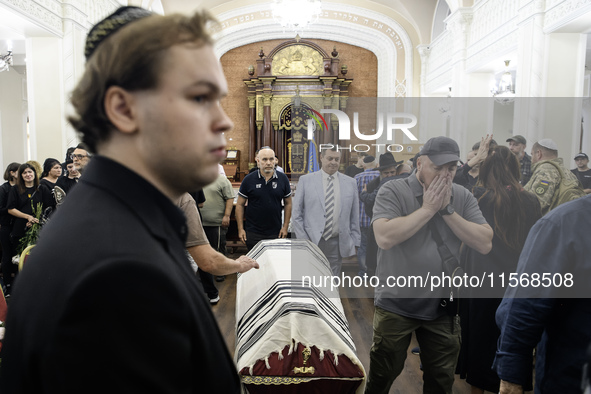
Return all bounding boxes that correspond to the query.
[506,134,532,185]
[0,7,252,393]
[359,153,409,277]
[572,152,591,194]
[365,136,493,394]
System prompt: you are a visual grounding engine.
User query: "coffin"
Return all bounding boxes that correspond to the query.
[235,239,366,393]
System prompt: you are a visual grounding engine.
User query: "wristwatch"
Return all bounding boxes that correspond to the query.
[438,204,455,216]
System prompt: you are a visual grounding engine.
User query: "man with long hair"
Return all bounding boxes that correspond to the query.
[458,145,542,393]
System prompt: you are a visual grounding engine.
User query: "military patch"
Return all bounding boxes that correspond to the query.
[535,181,549,195]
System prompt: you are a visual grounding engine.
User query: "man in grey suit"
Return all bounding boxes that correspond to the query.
[293,148,361,276]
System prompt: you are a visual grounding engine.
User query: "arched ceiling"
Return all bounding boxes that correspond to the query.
[160,0,438,45]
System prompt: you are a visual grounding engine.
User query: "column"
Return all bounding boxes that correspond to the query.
[446,8,473,151]
[514,0,546,144]
[247,95,257,165]
[26,37,66,162]
[417,45,430,98]
[0,68,27,165]
[320,78,335,145]
[262,93,273,148]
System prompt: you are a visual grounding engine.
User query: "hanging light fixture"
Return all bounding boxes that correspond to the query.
[0,50,12,73]
[439,87,452,116]
[491,60,515,99]
[272,0,322,34]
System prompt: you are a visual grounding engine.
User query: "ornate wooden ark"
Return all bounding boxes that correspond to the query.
[244,37,353,175]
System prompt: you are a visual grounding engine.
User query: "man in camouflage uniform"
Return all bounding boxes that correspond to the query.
[524,139,579,215]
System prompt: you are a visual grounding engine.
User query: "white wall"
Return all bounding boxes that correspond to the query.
[0,68,27,169]
[26,37,65,164]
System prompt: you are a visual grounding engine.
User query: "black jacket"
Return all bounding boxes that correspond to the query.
[0,156,240,393]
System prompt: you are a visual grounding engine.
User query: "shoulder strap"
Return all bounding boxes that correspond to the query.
[541,160,564,181]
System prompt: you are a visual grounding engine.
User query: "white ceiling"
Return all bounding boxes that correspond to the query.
[1,1,590,71]
[160,0,438,43]
[0,2,55,67]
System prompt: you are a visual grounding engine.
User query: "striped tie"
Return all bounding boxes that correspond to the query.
[323,175,335,240]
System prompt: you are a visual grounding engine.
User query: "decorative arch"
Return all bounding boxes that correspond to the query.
[213,2,414,97]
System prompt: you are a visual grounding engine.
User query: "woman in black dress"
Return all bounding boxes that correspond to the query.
[458,145,542,394]
[7,164,53,257]
[39,158,61,209]
[0,162,20,295]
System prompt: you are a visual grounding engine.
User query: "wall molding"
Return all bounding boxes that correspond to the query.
[213,2,414,98]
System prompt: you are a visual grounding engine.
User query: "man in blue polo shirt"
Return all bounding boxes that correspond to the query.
[236,147,292,251]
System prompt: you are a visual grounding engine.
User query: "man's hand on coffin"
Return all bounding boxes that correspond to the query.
[278,227,288,238]
[235,255,259,273]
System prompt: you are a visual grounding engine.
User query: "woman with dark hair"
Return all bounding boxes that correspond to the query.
[40,158,61,185]
[39,158,61,210]
[1,162,20,295]
[458,145,542,394]
[6,164,53,268]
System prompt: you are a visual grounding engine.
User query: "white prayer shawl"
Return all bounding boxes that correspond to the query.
[235,239,366,393]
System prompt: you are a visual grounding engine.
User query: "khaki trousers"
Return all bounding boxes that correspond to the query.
[365,306,461,394]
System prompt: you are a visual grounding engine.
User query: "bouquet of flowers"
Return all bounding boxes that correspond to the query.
[16,201,50,256]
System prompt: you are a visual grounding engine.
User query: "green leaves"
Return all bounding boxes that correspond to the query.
[16,202,43,255]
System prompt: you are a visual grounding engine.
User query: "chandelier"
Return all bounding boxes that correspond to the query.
[439,87,452,116]
[491,60,515,104]
[0,51,12,73]
[272,0,322,34]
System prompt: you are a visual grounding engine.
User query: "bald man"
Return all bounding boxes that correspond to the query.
[236,147,292,250]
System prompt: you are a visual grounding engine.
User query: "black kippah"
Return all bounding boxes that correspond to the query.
[85,6,153,60]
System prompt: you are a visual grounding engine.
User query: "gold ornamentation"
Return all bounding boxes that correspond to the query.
[242,376,312,385]
[288,136,309,175]
[272,45,324,76]
[263,93,273,107]
[271,98,292,121]
[293,347,316,375]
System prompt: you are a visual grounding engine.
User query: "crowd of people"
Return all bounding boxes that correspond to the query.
[0,5,589,394]
[241,134,590,393]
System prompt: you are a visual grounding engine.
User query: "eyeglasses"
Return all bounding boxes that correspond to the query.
[70,154,91,160]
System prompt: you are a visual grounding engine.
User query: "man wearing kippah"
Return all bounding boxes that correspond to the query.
[506,134,532,185]
[0,7,256,393]
[572,152,591,194]
[524,139,583,214]
[365,136,493,394]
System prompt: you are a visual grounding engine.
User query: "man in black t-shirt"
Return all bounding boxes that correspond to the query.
[236,147,292,251]
[344,152,367,178]
[572,152,591,194]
